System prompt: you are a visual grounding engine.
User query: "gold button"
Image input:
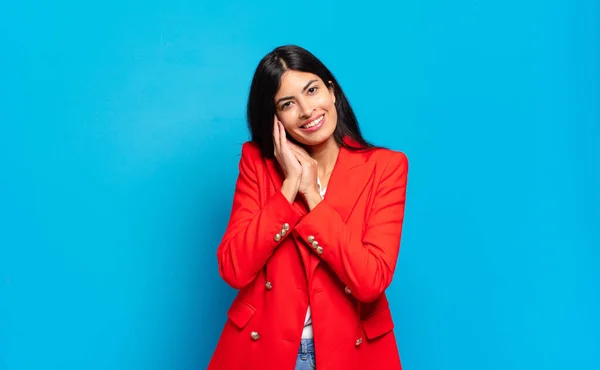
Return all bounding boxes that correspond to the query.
[311,241,319,248]
[265,281,273,290]
[283,223,290,231]
[250,331,260,341]
[307,236,315,243]
[355,337,363,346]
[344,286,352,294]
[274,233,281,242]
[280,229,287,236]
[316,246,323,255]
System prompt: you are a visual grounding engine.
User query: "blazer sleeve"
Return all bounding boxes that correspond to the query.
[293,151,408,302]
[217,143,303,289]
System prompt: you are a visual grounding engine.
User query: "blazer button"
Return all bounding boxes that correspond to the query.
[307,235,315,243]
[316,246,323,255]
[344,286,352,294]
[250,331,260,341]
[280,228,287,236]
[265,281,273,290]
[283,223,290,231]
[355,337,363,347]
[311,241,319,248]
[274,233,282,242]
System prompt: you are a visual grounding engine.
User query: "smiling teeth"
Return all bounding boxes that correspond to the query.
[303,115,324,128]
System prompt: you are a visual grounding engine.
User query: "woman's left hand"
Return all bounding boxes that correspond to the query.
[287,143,322,209]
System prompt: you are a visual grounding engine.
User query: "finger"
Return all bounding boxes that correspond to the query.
[289,145,310,164]
[278,121,286,149]
[287,141,309,156]
[288,143,308,158]
[287,142,306,160]
[273,116,279,153]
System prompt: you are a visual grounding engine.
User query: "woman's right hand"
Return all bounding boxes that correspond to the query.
[273,115,301,203]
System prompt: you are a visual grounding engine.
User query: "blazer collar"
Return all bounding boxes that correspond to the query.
[336,136,369,170]
[324,143,375,222]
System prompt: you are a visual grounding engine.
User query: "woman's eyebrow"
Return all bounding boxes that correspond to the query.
[301,79,319,91]
[275,79,319,105]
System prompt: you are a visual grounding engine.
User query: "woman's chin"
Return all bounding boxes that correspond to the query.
[294,130,335,148]
[297,137,329,148]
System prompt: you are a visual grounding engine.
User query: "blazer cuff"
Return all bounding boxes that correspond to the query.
[292,199,339,257]
[264,189,304,243]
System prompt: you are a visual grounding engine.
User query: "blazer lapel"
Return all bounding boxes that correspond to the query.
[306,145,375,277]
[323,146,375,223]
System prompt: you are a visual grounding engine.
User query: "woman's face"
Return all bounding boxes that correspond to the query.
[274,70,337,147]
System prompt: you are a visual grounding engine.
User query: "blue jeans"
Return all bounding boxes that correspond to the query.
[295,338,316,370]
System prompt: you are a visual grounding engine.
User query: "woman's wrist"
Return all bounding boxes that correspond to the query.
[281,177,300,204]
[302,189,322,210]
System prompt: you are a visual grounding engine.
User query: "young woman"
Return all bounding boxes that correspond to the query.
[208,45,408,370]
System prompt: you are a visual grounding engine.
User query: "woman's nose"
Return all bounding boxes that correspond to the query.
[299,102,315,118]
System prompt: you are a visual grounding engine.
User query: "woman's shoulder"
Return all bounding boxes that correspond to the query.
[240,141,261,157]
[237,141,268,167]
[343,136,407,167]
[361,146,408,168]
[237,141,274,173]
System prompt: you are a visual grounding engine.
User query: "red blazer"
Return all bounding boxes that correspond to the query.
[209,139,409,370]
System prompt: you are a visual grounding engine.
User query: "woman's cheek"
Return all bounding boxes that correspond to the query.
[285,114,299,131]
[316,93,333,107]
[278,111,293,127]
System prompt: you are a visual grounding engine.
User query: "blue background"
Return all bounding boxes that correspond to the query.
[1,1,598,369]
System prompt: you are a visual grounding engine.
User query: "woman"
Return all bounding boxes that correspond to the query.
[208,45,408,370]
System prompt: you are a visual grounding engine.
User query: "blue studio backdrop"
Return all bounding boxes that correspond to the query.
[1,1,598,369]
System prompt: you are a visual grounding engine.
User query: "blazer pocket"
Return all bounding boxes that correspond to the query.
[362,308,395,340]
[227,298,256,329]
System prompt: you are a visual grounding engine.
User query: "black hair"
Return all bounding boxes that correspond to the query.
[246,45,376,158]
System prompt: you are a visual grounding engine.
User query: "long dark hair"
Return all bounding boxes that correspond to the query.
[247,45,376,158]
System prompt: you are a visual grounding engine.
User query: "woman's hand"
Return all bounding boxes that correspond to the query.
[273,116,301,203]
[288,142,322,210]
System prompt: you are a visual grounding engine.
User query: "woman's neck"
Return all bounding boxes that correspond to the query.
[306,137,340,179]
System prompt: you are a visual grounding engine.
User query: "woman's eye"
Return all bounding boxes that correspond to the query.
[307,86,318,94]
[281,101,292,110]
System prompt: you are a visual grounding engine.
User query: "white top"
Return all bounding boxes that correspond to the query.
[301,178,327,339]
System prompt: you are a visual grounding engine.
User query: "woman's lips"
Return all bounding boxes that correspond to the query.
[300,114,325,132]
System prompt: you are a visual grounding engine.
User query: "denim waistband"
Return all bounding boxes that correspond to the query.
[298,338,315,354]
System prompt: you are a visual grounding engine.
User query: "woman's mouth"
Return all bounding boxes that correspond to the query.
[301,114,325,132]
